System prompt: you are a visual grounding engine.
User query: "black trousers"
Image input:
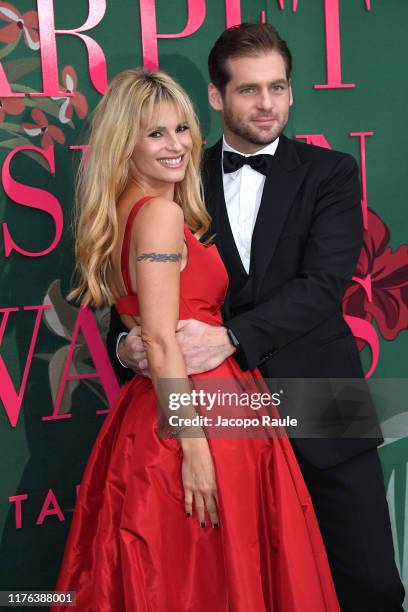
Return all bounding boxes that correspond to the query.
[295,447,405,611]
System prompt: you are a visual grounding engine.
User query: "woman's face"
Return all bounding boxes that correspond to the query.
[131,101,193,190]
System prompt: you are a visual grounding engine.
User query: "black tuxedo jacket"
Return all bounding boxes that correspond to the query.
[107,134,382,468]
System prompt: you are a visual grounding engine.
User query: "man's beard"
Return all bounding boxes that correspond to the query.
[223,107,288,146]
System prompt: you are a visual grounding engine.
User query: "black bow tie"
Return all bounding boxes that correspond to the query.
[223,151,274,176]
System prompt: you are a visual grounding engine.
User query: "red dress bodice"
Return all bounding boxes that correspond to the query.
[115,196,228,327]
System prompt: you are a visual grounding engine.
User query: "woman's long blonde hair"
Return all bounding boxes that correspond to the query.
[69,67,211,307]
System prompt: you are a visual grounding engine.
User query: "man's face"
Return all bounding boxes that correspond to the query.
[209,50,293,153]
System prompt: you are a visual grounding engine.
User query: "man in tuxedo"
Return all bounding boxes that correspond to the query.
[107,23,404,611]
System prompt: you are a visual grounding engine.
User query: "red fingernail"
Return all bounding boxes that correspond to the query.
[213,524,219,528]
[200,522,205,528]
[186,512,191,517]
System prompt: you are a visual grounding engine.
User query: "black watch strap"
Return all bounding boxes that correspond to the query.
[225,326,241,349]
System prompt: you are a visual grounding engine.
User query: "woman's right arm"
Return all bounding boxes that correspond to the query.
[133,197,219,527]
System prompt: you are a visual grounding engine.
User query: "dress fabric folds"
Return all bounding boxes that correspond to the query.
[52,197,339,612]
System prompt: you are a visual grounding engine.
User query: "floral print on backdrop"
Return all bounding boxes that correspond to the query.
[0,2,88,169]
[0,2,39,51]
[343,208,408,349]
[0,1,93,403]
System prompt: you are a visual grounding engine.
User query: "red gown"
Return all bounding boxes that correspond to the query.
[52,197,339,612]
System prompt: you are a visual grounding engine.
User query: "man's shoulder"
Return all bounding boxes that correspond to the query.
[202,139,222,161]
[283,135,358,173]
[201,140,222,184]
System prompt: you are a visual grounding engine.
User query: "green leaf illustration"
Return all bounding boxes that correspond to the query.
[2,57,40,81]
[0,39,19,61]
[25,97,75,127]
[48,345,80,414]
[42,280,80,340]
[382,438,408,581]
[0,121,22,134]
[0,136,27,147]
[0,137,51,170]
[12,84,75,127]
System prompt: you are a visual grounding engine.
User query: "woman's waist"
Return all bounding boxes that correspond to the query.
[179,305,223,326]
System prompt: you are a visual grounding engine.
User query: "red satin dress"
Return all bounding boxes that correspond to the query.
[52,197,339,612]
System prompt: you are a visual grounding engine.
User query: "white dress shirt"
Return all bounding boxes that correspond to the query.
[222,136,279,274]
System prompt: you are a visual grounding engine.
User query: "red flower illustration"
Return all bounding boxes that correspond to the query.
[0,2,39,50]
[342,208,408,349]
[0,96,24,121]
[22,109,65,149]
[52,66,88,124]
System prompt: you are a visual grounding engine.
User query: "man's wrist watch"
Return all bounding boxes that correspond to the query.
[225,326,241,350]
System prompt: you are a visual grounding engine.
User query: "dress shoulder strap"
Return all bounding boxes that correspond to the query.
[120,196,154,295]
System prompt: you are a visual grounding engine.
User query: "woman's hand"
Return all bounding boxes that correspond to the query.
[117,326,151,377]
[181,438,219,528]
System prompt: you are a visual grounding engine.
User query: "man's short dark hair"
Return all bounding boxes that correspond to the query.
[208,23,292,92]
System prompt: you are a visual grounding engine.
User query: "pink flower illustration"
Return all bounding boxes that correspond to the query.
[52,65,88,124]
[22,108,65,149]
[343,208,408,349]
[0,96,24,121]
[0,2,39,50]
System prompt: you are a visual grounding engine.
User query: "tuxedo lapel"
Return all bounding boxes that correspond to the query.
[201,140,222,228]
[250,135,310,297]
[203,140,249,281]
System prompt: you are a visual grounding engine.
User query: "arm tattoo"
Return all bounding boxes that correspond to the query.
[136,252,182,263]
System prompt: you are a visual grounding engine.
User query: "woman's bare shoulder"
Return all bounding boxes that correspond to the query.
[138,196,183,219]
[134,197,184,238]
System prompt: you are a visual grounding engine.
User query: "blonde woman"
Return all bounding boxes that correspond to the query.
[52,68,339,611]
